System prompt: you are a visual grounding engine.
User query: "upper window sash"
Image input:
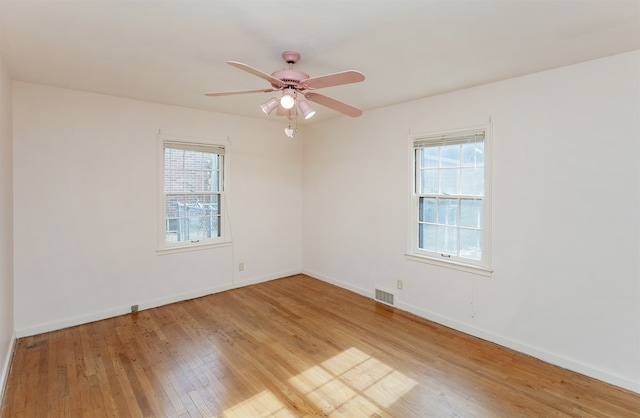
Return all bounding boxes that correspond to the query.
[415,147,484,197]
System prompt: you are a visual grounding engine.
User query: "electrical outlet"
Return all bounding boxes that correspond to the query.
[239,262,244,272]
[131,304,139,313]
[397,280,403,290]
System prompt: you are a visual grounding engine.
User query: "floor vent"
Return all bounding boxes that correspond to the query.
[374,288,396,307]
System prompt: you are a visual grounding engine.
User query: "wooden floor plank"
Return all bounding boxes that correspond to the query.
[2,274,639,417]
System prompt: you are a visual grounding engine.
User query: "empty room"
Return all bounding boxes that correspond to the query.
[0,1,639,416]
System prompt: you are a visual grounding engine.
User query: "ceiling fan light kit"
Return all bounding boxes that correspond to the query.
[205,51,365,136]
[298,100,316,120]
[280,89,296,109]
[260,97,280,115]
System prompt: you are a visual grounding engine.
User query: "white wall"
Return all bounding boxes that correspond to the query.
[13,83,302,335]
[0,52,15,400]
[302,50,640,392]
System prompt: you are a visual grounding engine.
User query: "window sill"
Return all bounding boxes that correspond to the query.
[404,253,493,276]
[157,240,232,255]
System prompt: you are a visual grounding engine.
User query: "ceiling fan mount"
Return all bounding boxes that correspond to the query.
[281,50,300,64]
[205,51,365,120]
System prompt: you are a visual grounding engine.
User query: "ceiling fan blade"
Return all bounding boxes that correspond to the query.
[227,61,286,88]
[204,88,277,97]
[301,71,365,90]
[304,92,363,117]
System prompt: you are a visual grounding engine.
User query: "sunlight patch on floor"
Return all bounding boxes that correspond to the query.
[221,347,416,416]
[289,347,417,414]
[222,390,296,417]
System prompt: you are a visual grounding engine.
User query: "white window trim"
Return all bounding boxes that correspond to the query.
[157,134,232,254]
[406,125,493,276]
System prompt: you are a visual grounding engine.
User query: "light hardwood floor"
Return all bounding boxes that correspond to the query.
[2,274,639,417]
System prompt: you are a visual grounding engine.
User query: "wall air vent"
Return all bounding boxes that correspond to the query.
[374,288,396,307]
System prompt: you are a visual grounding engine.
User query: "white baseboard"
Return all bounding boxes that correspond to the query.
[0,330,16,407]
[301,269,640,394]
[232,268,301,289]
[302,268,373,298]
[396,300,640,394]
[15,269,300,339]
[15,283,227,338]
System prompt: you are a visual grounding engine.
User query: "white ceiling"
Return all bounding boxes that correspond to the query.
[1,1,638,123]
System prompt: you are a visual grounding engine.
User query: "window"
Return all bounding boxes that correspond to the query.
[158,137,229,252]
[408,127,492,274]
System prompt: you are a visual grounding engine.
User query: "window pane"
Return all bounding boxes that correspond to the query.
[420,169,438,194]
[185,215,220,240]
[165,195,181,222]
[214,169,222,192]
[461,167,484,196]
[211,156,223,192]
[421,147,439,168]
[165,149,221,193]
[440,145,460,168]
[462,142,484,167]
[418,223,436,252]
[204,195,220,238]
[165,149,184,170]
[212,215,221,237]
[166,194,186,242]
[186,216,206,241]
[440,168,460,194]
[165,193,221,242]
[202,194,220,211]
[460,229,482,260]
[437,198,458,226]
[165,218,179,242]
[419,197,436,223]
[184,151,204,169]
[201,154,214,169]
[165,170,181,192]
[460,199,482,228]
[201,170,211,191]
[437,225,457,254]
[206,155,222,192]
[183,170,201,191]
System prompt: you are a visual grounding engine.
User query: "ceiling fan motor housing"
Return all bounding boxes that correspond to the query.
[270,69,310,89]
[270,51,308,88]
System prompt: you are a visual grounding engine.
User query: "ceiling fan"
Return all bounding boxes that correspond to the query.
[205,51,365,123]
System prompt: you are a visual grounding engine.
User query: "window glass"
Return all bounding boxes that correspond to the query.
[460,199,482,228]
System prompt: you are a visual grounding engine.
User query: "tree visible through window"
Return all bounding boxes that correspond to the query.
[410,128,491,270]
[161,140,225,248]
